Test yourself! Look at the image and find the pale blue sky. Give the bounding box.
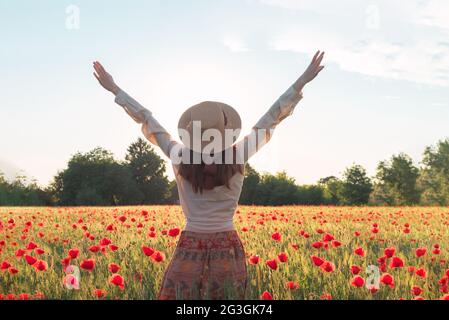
[0,0,448,186]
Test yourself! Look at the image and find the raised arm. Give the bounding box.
[235,50,325,163]
[93,61,181,158]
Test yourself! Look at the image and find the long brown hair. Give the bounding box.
[177,146,244,194]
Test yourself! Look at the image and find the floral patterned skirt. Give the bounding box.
[157,230,247,300]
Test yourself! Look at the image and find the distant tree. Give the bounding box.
[418,138,449,205]
[256,171,299,205]
[370,153,420,205]
[51,147,142,206]
[337,164,372,205]
[0,171,48,206]
[125,138,170,204]
[318,176,342,205]
[239,163,260,205]
[0,171,9,205]
[167,180,179,204]
[296,185,326,205]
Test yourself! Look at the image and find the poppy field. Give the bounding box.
[1,206,449,300]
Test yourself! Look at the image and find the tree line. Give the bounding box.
[1,137,448,206]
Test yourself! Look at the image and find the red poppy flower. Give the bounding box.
[108,244,119,251]
[415,268,427,278]
[109,274,125,290]
[384,247,395,258]
[390,256,404,268]
[411,286,423,296]
[286,281,299,290]
[249,255,260,265]
[261,291,273,300]
[18,293,29,300]
[1,260,11,270]
[25,255,37,265]
[142,245,155,257]
[380,273,395,288]
[354,247,365,257]
[351,275,365,287]
[93,289,107,298]
[108,263,120,273]
[15,249,26,257]
[61,256,71,267]
[331,240,342,248]
[320,292,332,300]
[415,247,427,258]
[68,248,80,259]
[350,265,362,275]
[34,260,48,271]
[26,241,38,250]
[35,248,45,255]
[100,238,111,246]
[320,261,335,273]
[322,233,334,242]
[278,252,288,263]
[151,251,165,263]
[271,232,281,242]
[311,255,325,267]
[80,259,95,272]
[266,259,278,270]
[89,245,100,253]
[368,285,379,294]
[9,267,19,275]
[312,241,323,249]
[168,228,180,237]
[441,294,449,300]
[148,231,156,238]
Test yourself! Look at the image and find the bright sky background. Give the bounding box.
[1,0,448,186]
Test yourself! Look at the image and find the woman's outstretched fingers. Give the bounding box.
[316,52,325,66]
[312,50,320,63]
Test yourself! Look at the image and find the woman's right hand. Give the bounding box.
[93,61,120,95]
[297,50,325,87]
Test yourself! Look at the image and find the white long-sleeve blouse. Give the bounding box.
[114,85,303,233]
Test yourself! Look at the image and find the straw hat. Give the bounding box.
[178,101,242,154]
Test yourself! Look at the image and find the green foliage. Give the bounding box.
[0,171,50,206]
[337,164,372,205]
[50,147,143,206]
[239,163,261,205]
[418,139,449,205]
[370,153,420,205]
[125,138,170,204]
[2,137,449,206]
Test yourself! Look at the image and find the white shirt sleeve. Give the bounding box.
[234,84,303,163]
[114,89,181,158]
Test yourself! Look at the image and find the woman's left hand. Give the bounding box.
[93,61,120,95]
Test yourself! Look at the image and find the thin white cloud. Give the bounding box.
[260,0,449,87]
[221,35,251,52]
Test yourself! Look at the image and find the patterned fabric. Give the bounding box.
[157,230,247,300]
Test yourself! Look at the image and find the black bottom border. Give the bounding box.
[2,300,445,318]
